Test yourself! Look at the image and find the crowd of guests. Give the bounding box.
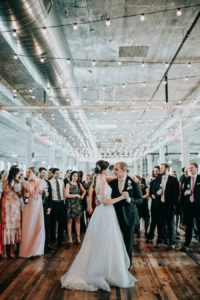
[0,161,199,258]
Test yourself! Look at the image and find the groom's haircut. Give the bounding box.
[117,162,128,171]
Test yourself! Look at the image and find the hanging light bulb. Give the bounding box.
[40,56,45,63]
[141,61,145,67]
[105,18,111,26]
[165,62,169,68]
[184,76,188,81]
[29,88,33,93]
[140,14,145,21]
[12,29,17,37]
[102,85,106,90]
[92,60,96,66]
[42,26,46,32]
[176,8,182,16]
[117,61,122,65]
[67,58,71,64]
[73,23,78,30]
[13,54,18,60]
[83,86,87,92]
[187,62,191,68]
[122,84,126,88]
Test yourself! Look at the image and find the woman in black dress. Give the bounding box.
[66,171,86,245]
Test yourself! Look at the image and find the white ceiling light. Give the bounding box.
[105,18,111,26]
[92,60,96,66]
[176,8,182,16]
[140,14,145,21]
[73,23,78,30]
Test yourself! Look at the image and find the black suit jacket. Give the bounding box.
[152,175,179,209]
[109,176,143,226]
[182,174,200,208]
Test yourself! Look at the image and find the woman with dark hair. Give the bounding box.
[19,167,47,258]
[61,160,136,292]
[65,171,86,245]
[1,166,22,258]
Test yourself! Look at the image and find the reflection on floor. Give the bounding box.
[0,229,200,300]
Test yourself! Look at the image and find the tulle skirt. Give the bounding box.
[61,203,136,292]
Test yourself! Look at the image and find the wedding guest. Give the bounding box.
[19,167,46,258]
[1,167,22,258]
[38,167,53,251]
[48,168,55,180]
[136,176,150,238]
[181,163,200,252]
[66,171,86,246]
[48,168,66,248]
[78,170,87,232]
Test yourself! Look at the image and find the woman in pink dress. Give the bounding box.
[1,167,22,258]
[19,167,46,258]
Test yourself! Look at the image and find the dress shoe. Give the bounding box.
[180,245,189,252]
[47,243,57,250]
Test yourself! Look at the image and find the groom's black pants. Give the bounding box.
[115,208,135,265]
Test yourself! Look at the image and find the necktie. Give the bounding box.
[56,180,62,201]
[190,176,195,203]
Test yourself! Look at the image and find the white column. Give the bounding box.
[147,154,153,175]
[48,144,56,167]
[159,145,165,164]
[180,119,190,167]
[26,113,33,167]
[133,160,138,175]
[139,155,143,177]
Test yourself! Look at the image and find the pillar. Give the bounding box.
[180,119,189,167]
[26,113,33,167]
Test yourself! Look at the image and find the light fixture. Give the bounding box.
[141,61,145,67]
[83,86,87,92]
[32,95,35,99]
[73,23,78,30]
[14,54,18,60]
[117,61,122,65]
[12,29,17,37]
[105,18,111,26]
[187,62,191,68]
[140,14,145,21]
[92,60,96,66]
[29,88,33,93]
[165,62,169,68]
[122,84,126,88]
[67,58,71,64]
[184,76,188,81]
[176,8,182,16]
[40,56,45,63]
[102,86,106,90]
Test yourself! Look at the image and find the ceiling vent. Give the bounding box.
[118,46,149,57]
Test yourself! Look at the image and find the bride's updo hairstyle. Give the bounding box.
[94,160,109,174]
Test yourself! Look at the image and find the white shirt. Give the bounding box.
[49,178,65,201]
[161,175,169,203]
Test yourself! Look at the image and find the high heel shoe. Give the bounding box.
[76,236,82,245]
[66,236,74,248]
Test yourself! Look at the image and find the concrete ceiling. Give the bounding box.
[0,0,200,168]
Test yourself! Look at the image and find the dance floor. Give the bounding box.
[1,231,200,300]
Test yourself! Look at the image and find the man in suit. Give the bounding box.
[48,168,66,248]
[146,166,160,244]
[109,162,143,266]
[181,162,200,252]
[151,163,179,248]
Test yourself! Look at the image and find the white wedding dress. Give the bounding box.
[60,177,136,292]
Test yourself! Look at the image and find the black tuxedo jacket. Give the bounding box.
[182,174,200,208]
[43,180,52,210]
[109,176,143,226]
[152,175,179,209]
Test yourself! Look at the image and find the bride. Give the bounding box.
[60,160,137,292]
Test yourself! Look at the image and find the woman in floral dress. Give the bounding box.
[1,167,22,258]
[66,171,86,245]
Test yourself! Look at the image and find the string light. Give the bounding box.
[92,60,96,66]
[105,18,111,26]
[141,61,145,67]
[117,61,122,65]
[40,56,45,63]
[29,88,33,93]
[140,14,145,21]
[12,29,17,37]
[176,8,182,16]
[73,23,78,30]
[83,86,87,92]
[122,84,126,88]
[184,76,188,81]
[13,54,18,60]
[165,62,169,67]
[67,58,71,64]
[187,62,191,68]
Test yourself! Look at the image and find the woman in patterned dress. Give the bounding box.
[1,167,22,258]
[66,171,86,245]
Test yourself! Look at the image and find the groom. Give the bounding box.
[109,162,143,266]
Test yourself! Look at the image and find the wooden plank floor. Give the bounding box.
[1,231,200,300]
